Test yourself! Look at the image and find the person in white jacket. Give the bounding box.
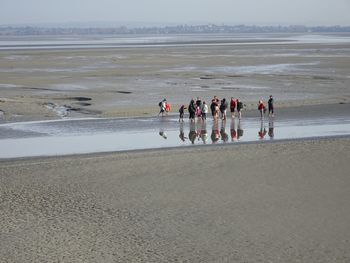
[201,101,209,121]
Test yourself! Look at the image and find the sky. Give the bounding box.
[1,0,349,26]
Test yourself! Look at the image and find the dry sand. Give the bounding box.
[1,137,350,262]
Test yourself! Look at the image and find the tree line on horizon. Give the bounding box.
[1,24,350,36]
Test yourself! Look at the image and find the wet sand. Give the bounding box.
[1,137,350,262]
[1,37,350,122]
[0,103,350,159]
[1,34,350,261]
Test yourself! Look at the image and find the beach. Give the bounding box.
[1,33,350,262]
[1,34,350,122]
[1,137,350,262]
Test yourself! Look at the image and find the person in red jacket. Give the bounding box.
[165,102,171,113]
[230,97,236,118]
[258,100,266,119]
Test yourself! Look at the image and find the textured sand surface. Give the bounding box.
[1,40,350,122]
[1,138,350,262]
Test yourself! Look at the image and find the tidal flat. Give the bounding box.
[1,34,350,262]
[0,33,350,122]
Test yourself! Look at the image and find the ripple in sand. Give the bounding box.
[116,91,133,94]
[50,84,88,91]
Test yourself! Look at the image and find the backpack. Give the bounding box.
[196,107,202,116]
[158,101,162,107]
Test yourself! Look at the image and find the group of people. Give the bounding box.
[258,95,274,119]
[159,95,274,121]
[158,95,274,122]
[178,96,245,122]
[157,98,172,117]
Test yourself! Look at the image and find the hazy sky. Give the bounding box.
[1,0,349,26]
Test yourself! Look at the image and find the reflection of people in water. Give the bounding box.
[159,118,167,139]
[159,131,167,139]
[196,120,202,141]
[220,120,229,142]
[268,118,274,139]
[258,120,267,140]
[188,121,197,144]
[211,119,220,143]
[179,122,187,142]
[230,119,237,141]
[200,121,208,144]
[237,119,244,139]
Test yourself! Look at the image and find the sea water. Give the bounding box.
[0,116,349,159]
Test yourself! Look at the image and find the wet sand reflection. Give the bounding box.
[269,118,274,139]
[1,115,350,159]
[176,118,246,145]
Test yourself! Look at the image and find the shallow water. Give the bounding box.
[0,115,349,159]
[1,34,350,50]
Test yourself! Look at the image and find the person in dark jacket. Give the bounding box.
[188,99,196,121]
[268,95,274,117]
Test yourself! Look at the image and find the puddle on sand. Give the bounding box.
[0,116,350,159]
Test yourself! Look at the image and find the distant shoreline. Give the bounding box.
[0,38,292,51]
[1,32,350,51]
[1,24,350,36]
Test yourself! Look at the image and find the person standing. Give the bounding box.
[258,100,266,119]
[178,105,186,122]
[220,98,228,120]
[195,97,202,109]
[195,105,202,119]
[202,101,208,121]
[210,96,219,118]
[195,97,202,119]
[230,97,236,118]
[210,100,216,118]
[188,99,196,122]
[158,98,167,117]
[236,99,243,119]
[165,102,171,114]
[268,95,274,117]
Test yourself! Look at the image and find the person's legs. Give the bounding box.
[190,112,195,121]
